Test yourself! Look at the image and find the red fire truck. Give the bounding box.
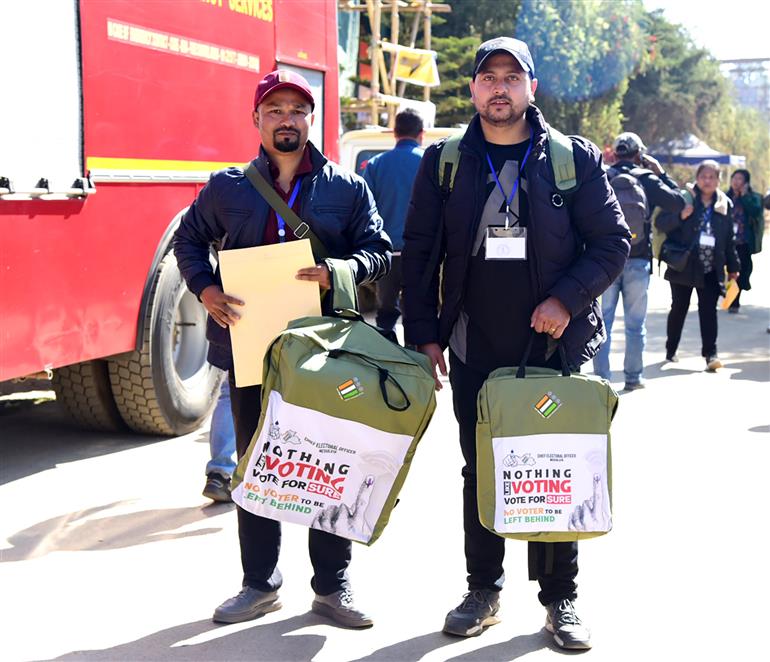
[0,0,340,434]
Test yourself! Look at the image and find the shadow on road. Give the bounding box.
[0,399,210,485]
[48,614,326,661]
[0,500,233,562]
[348,628,557,661]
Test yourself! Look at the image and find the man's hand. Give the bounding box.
[296,263,331,290]
[417,342,447,391]
[311,476,375,539]
[531,296,570,339]
[680,204,694,220]
[200,285,244,328]
[641,153,664,176]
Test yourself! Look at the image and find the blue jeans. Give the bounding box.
[593,258,650,385]
[205,377,236,478]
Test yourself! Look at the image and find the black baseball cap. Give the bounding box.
[473,37,535,79]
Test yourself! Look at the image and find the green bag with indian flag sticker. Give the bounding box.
[230,259,437,545]
[476,335,618,543]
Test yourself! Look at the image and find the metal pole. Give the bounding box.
[423,3,431,102]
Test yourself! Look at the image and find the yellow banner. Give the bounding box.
[381,43,440,88]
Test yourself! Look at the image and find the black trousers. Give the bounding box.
[666,271,720,358]
[733,243,753,307]
[375,255,403,332]
[448,351,579,606]
[229,381,351,596]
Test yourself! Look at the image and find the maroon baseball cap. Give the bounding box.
[253,70,315,111]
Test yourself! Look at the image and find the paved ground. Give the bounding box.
[1,251,768,662]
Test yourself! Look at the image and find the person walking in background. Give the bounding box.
[656,160,740,371]
[725,169,764,313]
[402,37,629,650]
[592,132,685,391]
[202,375,236,502]
[362,109,424,337]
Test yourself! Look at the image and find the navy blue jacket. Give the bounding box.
[173,141,392,370]
[362,138,424,251]
[402,106,631,369]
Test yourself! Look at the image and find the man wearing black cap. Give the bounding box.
[402,37,630,649]
[593,132,685,390]
[173,69,391,628]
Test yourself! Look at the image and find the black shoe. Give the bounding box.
[545,598,591,650]
[706,355,722,371]
[213,586,281,623]
[443,589,500,637]
[623,380,646,392]
[728,306,740,314]
[665,353,679,363]
[203,473,232,502]
[311,588,373,628]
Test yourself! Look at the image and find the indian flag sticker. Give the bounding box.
[534,391,562,419]
[337,378,364,401]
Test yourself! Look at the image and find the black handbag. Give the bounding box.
[660,232,698,272]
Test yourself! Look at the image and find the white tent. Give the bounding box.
[649,133,746,166]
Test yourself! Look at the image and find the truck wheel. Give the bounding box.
[108,253,221,435]
[52,360,127,431]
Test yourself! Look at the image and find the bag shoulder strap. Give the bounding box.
[325,257,359,312]
[545,125,578,193]
[243,162,328,260]
[437,132,464,198]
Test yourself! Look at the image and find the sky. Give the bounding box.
[643,0,770,61]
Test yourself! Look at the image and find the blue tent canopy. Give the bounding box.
[649,133,746,166]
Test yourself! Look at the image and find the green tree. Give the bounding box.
[432,34,479,126]
[622,10,727,148]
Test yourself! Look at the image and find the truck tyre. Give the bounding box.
[52,360,127,432]
[108,253,221,435]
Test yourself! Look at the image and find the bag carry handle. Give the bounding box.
[516,332,570,379]
[328,348,411,412]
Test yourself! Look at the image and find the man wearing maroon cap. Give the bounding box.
[174,69,391,628]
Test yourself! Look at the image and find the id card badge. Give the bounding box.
[486,226,527,260]
[699,233,716,248]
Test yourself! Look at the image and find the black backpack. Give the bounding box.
[607,166,649,248]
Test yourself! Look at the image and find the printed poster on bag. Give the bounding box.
[231,390,413,543]
[492,433,611,534]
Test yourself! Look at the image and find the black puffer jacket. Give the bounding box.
[402,106,630,369]
[173,141,392,370]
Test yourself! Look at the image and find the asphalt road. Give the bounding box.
[1,251,768,662]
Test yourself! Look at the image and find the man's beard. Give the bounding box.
[479,97,527,127]
[274,130,301,152]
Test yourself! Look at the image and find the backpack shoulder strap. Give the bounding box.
[437,132,464,198]
[545,125,578,193]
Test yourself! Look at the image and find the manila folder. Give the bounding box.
[218,239,321,387]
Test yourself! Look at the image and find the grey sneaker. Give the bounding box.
[312,588,373,628]
[623,381,646,392]
[213,586,281,623]
[203,473,232,502]
[545,598,591,650]
[443,589,500,637]
[706,355,722,371]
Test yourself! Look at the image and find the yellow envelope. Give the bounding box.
[218,240,321,387]
[721,279,740,310]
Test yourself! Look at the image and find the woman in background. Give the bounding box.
[725,169,764,313]
[655,160,740,371]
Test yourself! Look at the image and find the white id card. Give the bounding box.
[699,233,715,247]
[486,226,527,260]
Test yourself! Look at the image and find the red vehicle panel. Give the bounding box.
[0,0,340,435]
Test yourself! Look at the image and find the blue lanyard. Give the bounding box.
[276,177,303,242]
[485,129,534,229]
[700,204,714,233]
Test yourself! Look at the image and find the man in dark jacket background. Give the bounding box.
[592,132,685,391]
[363,108,424,336]
[173,70,391,629]
[401,37,630,650]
